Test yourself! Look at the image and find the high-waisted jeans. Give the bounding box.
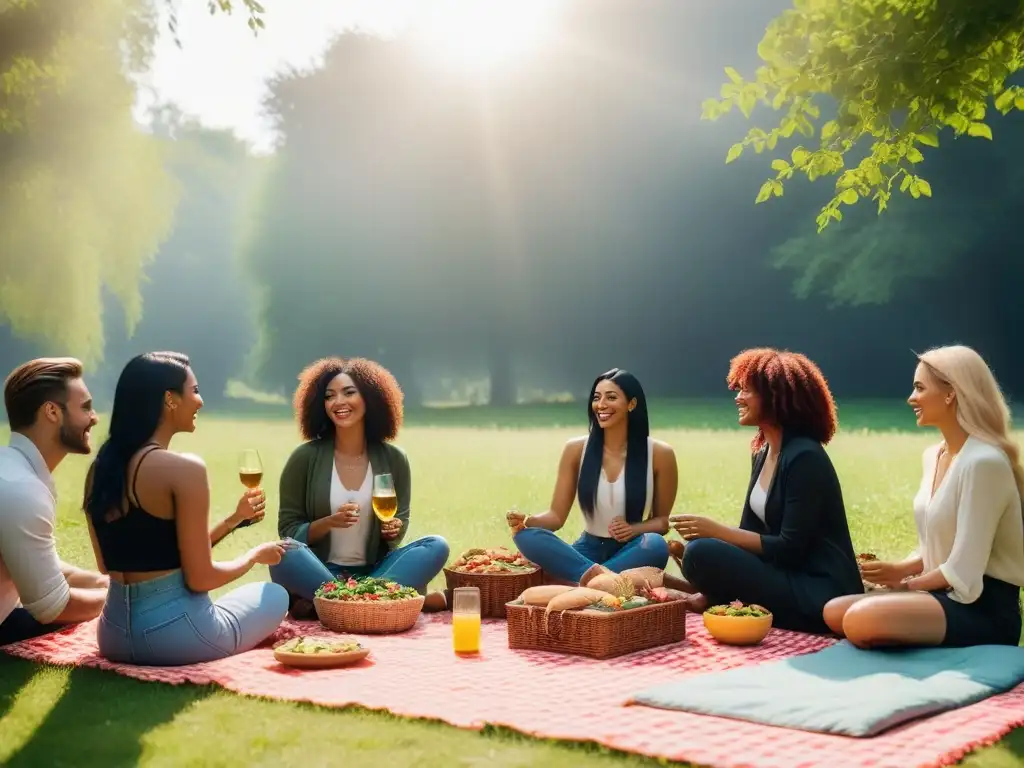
[97,571,288,666]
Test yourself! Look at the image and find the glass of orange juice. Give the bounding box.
[452,587,481,655]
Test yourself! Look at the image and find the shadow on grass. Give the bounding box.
[4,666,212,767]
[0,657,38,720]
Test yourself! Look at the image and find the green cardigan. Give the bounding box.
[277,438,412,567]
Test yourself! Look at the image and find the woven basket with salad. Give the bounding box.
[313,577,424,634]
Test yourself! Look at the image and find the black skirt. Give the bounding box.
[931,575,1023,647]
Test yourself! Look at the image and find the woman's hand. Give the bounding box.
[669,514,726,542]
[327,502,361,529]
[608,516,637,543]
[506,508,527,533]
[248,541,286,566]
[231,488,266,527]
[380,517,403,541]
[859,559,912,588]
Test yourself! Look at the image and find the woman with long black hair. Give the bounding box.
[84,352,288,666]
[506,368,676,584]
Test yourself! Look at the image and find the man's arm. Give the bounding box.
[1,487,102,625]
[60,560,109,589]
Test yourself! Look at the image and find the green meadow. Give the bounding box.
[1,401,1021,767]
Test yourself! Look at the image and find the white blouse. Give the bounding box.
[912,436,1024,604]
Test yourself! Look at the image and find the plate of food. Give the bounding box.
[272,635,370,669]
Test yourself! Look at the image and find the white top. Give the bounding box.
[749,478,768,523]
[327,461,373,567]
[582,437,655,537]
[912,436,1024,604]
[0,433,71,625]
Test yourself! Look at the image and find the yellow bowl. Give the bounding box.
[702,610,773,646]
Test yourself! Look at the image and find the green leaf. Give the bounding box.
[839,188,859,205]
[821,120,838,140]
[770,180,784,197]
[916,131,939,148]
[995,88,1016,113]
[766,132,778,150]
[791,147,810,167]
[1016,94,1024,111]
[738,91,757,119]
[899,174,912,193]
[725,66,743,85]
[700,98,723,120]
[771,158,790,172]
[916,177,932,197]
[906,147,924,163]
[755,180,773,204]
[725,143,744,163]
[948,113,970,133]
[967,121,992,139]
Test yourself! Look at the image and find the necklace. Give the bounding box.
[335,449,366,469]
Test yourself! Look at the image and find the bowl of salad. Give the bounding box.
[272,635,370,668]
[702,601,773,645]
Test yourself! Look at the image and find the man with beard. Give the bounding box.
[0,357,107,645]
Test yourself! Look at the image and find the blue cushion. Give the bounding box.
[630,641,1024,737]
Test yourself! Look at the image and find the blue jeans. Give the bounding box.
[513,528,669,583]
[269,535,450,600]
[97,571,289,666]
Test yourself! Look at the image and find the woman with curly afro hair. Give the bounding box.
[668,348,863,633]
[268,358,449,616]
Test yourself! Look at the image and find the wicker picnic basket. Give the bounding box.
[314,595,425,634]
[505,598,687,659]
[443,566,544,619]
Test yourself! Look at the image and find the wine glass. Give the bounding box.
[372,473,397,522]
[237,449,263,528]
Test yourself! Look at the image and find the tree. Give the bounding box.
[0,0,177,364]
[770,112,1024,391]
[166,0,264,40]
[100,115,263,407]
[702,0,1024,231]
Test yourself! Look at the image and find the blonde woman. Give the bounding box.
[824,345,1024,648]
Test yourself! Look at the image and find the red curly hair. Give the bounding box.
[293,357,404,443]
[727,348,838,452]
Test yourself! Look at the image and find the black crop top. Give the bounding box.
[92,444,182,572]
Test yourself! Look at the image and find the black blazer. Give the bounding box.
[741,432,864,618]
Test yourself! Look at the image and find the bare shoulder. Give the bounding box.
[651,439,677,469]
[651,438,675,456]
[562,436,587,457]
[144,450,208,481]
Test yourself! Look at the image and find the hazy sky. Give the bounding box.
[136,0,567,152]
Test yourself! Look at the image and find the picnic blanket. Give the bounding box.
[630,639,1024,737]
[3,613,1022,768]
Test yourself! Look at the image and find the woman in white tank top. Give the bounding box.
[505,369,677,585]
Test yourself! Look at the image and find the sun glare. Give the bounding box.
[409,0,561,74]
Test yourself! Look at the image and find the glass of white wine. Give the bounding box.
[372,473,398,522]
[237,449,263,528]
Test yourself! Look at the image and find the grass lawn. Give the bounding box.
[1,401,1022,767]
